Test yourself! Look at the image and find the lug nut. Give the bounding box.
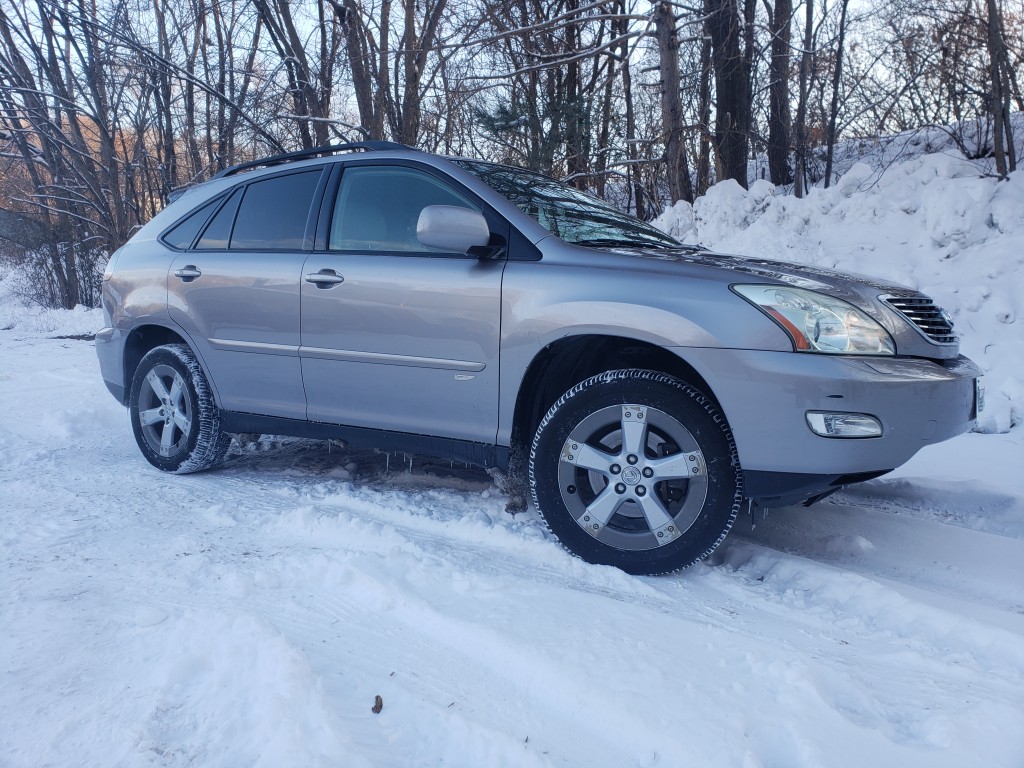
[642,467,654,478]
[626,455,638,465]
[636,485,647,496]
[610,464,621,474]
[615,483,626,494]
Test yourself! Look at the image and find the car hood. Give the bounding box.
[613,245,914,297]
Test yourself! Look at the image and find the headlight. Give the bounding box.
[734,285,895,355]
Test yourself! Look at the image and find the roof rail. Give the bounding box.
[212,141,417,179]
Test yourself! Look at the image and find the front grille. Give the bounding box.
[882,295,957,344]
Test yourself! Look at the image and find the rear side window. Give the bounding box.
[230,170,322,250]
[161,196,222,250]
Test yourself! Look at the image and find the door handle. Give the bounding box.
[304,269,345,288]
[173,265,202,282]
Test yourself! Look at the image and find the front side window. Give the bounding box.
[453,159,681,249]
[329,166,478,253]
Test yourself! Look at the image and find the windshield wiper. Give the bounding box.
[572,237,675,249]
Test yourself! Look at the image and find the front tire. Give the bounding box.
[529,369,742,575]
[128,343,231,473]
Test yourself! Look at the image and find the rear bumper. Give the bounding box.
[95,326,126,404]
[678,348,980,482]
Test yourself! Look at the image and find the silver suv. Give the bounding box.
[97,142,981,574]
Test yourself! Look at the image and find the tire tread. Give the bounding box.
[528,368,743,574]
[130,343,231,474]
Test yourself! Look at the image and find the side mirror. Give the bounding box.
[416,205,491,254]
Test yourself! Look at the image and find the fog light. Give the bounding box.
[806,411,882,438]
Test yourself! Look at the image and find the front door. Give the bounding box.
[300,164,505,443]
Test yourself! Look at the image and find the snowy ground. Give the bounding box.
[1,323,1023,767]
[1,331,1022,768]
[3,135,1024,766]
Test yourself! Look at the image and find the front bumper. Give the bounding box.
[678,348,980,479]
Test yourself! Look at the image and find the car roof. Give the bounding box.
[211,141,420,180]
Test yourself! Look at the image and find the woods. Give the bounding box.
[1,0,1021,308]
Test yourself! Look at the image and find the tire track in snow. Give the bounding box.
[730,498,1024,634]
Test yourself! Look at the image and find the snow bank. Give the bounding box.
[0,266,102,337]
[655,154,1024,433]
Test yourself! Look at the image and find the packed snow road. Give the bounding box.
[2,332,1022,768]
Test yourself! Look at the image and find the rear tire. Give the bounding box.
[529,369,743,575]
[129,344,231,473]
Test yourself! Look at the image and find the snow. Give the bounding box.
[3,140,1024,767]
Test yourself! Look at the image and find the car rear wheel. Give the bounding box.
[129,343,232,473]
[529,369,743,575]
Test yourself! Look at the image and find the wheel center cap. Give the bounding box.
[621,466,642,486]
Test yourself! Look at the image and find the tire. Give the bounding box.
[128,343,232,473]
[529,369,743,575]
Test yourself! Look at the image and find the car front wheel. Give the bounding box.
[529,369,743,575]
[129,343,231,473]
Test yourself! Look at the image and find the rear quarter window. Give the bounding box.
[195,188,242,250]
[160,196,222,250]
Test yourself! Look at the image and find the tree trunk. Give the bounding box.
[986,0,1016,178]
[696,31,713,195]
[823,0,849,188]
[704,0,751,187]
[767,0,793,185]
[565,2,587,188]
[654,1,693,203]
[793,0,814,197]
[619,8,645,218]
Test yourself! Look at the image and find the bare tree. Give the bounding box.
[793,0,814,196]
[766,0,794,184]
[653,1,694,202]
[986,0,1017,176]
[823,0,850,186]
[704,0,753,186]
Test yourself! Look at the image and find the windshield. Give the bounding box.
[453,159,683,249]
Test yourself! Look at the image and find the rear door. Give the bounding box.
[167,167,327,419]
[299,163,506,443]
